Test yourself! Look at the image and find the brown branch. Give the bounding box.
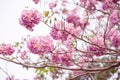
[0,57,120,72]
[69,71,100,80]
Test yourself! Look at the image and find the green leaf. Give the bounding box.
[14,42,20,47]
[35,68,48,76]
[44,11,49,17]
[49,67,55,72]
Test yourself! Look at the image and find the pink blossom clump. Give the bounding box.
[111,31,120,48]
[0,44,15,56]
[87,35,107,56]
[50,21,82,41]
[19,9,42,31]
[51,53,60,64]
[20,50,28,60]
[33,0,39,4]
[60,53,72,66]
[63,35,76,53]
[80,0,98,10]
[102,0,117,10]
[105,27,117,40]
[27,35,54,55]
[50,21,69,41]
[65,23,82,37]
[49,1,57,10]
[51,53,72,66]
[109,10,120,27]
[66,13,81,27]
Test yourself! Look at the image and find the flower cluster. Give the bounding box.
[63,35,75,53]
[80,0,119,11]
[51,53,72,66]
[50,21,69,41]
[50,21,82,41]
[102,0,117,10]
[106,28,120,48]
[49,1,57,9]
[109,10,120,26]
[80,0,97,10]
[87,35,107,56]
[66,13,81,27]
[27,35,54,55]
[19,9,42,31]
[111,31,120,48]
[33,0,39,4]
[0,44,15,56]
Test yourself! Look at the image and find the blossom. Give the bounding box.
[51,53,72,66]
[50,21,69,41]
[33,0,39,4]
[50,21,82,41]
[80,0,97,10]
[50,29,69,41]
[49,1,57,9]
[65,24,82,37]
[0,44,15,56]
[27,35,54,55]
[87,35,107,56]
[64,35,75,53]
[102,0,116,10]
[20,50,28,60]
[51,53,60,64]
[111,31,120,48]
[60,53,72,66]
[109,10,120,26]
[106,28,120,48]
[66,13,80,27]
[106,27,117,40]
[19,9,42,31]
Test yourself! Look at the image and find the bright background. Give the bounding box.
[0,0,50,79]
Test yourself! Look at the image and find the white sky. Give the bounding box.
[0,0,50,79]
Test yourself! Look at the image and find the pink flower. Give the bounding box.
[106,27,117,40]
[64,35,75,53]
[27,35,54,55]
[20,51,28,60]
[109,10,120,26]
[112,0,119,3]
[65,23,82,37]
[60,53,72,66]
[19,9,42,31]
[87,35,107,56]
[96,15,104,20]
[50,21,82,41]
[49,1,57,9]
[66,13,80,27]
[51,53,60,64]
[111,31,120,48]
[80,0,97,10]
[0,44,15,56]
[33,0,39,4]
[50,21,69,41]
[102,0,116,10]
[51,53,72,66]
